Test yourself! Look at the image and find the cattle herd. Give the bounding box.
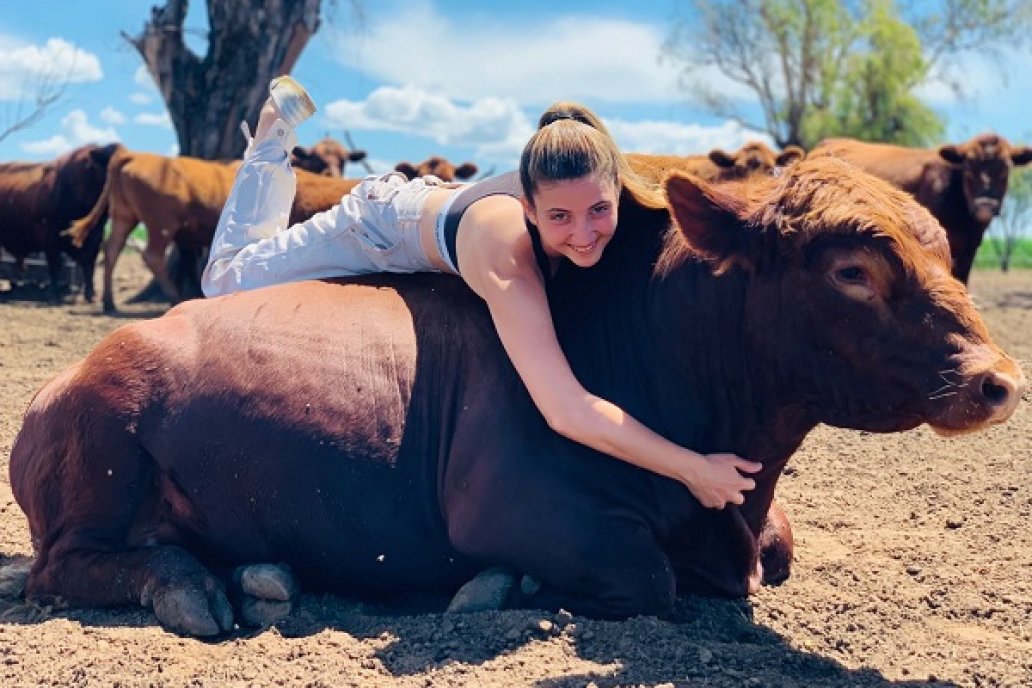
[2,134,1029,309]
[0,129,1029,639]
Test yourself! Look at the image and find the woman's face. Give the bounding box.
[522,174,619,268]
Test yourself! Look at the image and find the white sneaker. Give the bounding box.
[269,75,316,129]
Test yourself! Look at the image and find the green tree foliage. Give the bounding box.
[663,0,1031,148]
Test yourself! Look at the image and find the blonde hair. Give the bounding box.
[519,101,664,210]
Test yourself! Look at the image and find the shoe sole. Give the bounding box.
[269,75,316,128]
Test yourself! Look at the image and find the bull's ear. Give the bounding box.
[1010,145,1032,166]
[291,146,312,162]
[455,162,479,180]
[709,149,735,168]
[777,145,805,166]
[349,149,368,162]
[664,171,759,271]
[938,145,964,165]
[394,162,417,179]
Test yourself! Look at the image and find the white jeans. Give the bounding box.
[202,133,442,297]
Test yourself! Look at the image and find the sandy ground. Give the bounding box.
[0,255,1029,688]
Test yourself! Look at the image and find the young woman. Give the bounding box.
[203,77,761,509]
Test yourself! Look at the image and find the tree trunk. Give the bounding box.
[124,0,321,300]
[128,0,321,159]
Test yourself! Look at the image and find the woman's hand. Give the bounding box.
[679,452,762,509]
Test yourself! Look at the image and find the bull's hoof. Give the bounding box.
[240,597,292,628]
[446,566,517,613]
[102,300,118,314]
[231,563,298,628]
[145,578,234,637]
[0,559,32,598]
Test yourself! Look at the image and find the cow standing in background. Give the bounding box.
[66,146,364,312]
[9,157,1024,636]
[0,143,120,302]
[291,137,367,177]
[628,142,806,185]
[810,134,1032,284]
[395,156,479,182]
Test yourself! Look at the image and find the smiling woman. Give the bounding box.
[203,77,763,513]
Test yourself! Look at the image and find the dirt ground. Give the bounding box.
[0,255,1029,688]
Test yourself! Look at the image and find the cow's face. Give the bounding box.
[664,157,1025,436]
[395,157,479,182]
[291,138,365,177]
[709,142,802,180]
[939,134,1032,224]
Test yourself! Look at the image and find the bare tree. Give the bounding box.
[0,72,71,145]
[126,0,324,159]
[985,168,1032,272]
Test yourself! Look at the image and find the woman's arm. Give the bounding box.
[478,262,760,509]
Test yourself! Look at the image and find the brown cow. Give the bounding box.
[66,146,240,312]
[67,148,362,312]
[809,134,1032,283]
[291,137,367,177]
[628,141,805,185]
[9,157,1024,636]
[0,143,120,301]
[395,156,479,182]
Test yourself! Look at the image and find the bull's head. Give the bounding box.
[663,157,1026,436]
[709,142,805,179]
[291,138,366,177]
[939,134,1032,225]
[395,157,479,182]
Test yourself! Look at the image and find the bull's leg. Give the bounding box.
[15,412,233,636]
[758,500,793,586]
[452,515,676,619]
[80,254,97,303]
[28,543,233,637]
[140,235,180,305]
[43,247,65,302]
[101,215,136,312]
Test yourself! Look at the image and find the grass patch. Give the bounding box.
[974,236,1032,270]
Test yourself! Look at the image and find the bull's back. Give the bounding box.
[810,138,940,193]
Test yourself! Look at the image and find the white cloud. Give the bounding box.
[134,65,156,90]
[0,37,102,102]
[325,85,533,164]
[326,0,752,108]
[327,85,771,167]
[21,109,118,156]
[608,118,774,156]
[135,111,173,128]
[100,106,126,125]
[130,92,153,105]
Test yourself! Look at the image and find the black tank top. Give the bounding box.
[441,171,553,281]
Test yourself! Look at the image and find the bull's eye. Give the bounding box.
[835,265,865,283]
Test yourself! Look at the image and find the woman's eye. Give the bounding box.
[836,265,865,282]
[589,204,610,218]
[548,213,568,223]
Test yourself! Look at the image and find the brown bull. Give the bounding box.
[291,137,367,177]
[395,156,479,182]
[628,141,805,185]
[67,147,361,312]
[0,143,120,301]
[810,134,1032,283]
[10,157,1024,636]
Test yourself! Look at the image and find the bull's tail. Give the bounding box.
[64,149,127,249]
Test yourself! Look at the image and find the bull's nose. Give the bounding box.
[979,367,1027,424]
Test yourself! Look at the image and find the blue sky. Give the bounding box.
[1,0,1030,174]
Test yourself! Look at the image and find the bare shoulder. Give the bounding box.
[455,195,537,297]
